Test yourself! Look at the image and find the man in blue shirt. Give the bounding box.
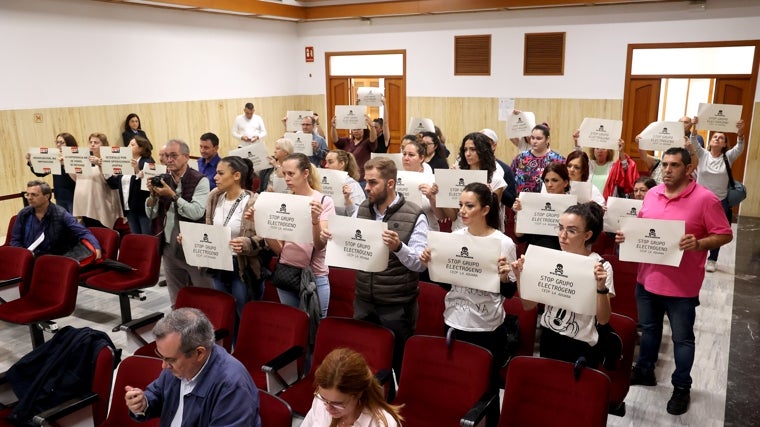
[11,180,101,258]
[198,132,221,189]
[125,308,261,427]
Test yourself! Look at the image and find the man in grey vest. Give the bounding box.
[352,157,428,376]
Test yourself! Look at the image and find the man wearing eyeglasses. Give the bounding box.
[281,113,328,166]
[125,308,261,426]
[146,139,214,306]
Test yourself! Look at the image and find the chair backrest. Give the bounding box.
[326,268,355,318]
[100,356,162,427]
[88,227,120,260]
[28,255,80,317]
[233,301,309,389]
[591,231,616,256]
[311,317,394,378]
[0,246,34,296]
[117,234,161,285]
[91,346,117,427]
[600,313,638,410]
[2,215,17,247]
[258,390,292,427]
[415,281,447,337]
[393,335,493,426]
[500,356,611,427]
[175,287,236,352]
[602,254,639,322]
[503,296,538,357]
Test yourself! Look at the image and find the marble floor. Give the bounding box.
[0,218,757,426]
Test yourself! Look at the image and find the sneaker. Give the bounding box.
[630,366,657,386]
[158,279,167,287]
[667,386,690,415]
[705,260,717,272]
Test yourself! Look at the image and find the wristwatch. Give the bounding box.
[597,287,610,295]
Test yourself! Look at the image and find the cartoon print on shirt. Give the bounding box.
[542,305,579,337]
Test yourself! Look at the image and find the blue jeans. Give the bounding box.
[277,274,330,318]
[708,197,731,261]
[126,210,152,235]
[635,283,700,389]
[212,257,250,319]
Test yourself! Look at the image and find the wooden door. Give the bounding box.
[714,77,753,182]
[621,78,661,172]
[327,77,350,146]
[385,77,405,153]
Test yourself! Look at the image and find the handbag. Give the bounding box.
[723,153,747,207]
[270,262,302,293]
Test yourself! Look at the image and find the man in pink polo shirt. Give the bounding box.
[616,147,732,416]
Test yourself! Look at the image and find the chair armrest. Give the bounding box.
[262,346,304,373]
[460,391,498,427]
[0,277,21,290]
[31,392,98,426]
[214,328,230,342]
[262,346,304,394]
[119,312,164,332]
[374,369,395,402]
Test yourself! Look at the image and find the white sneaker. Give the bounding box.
[705,260,717,272]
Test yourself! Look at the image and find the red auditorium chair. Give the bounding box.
[83,234,160,331]
[0,255,79,348]
[1,215,16,247]
[415,281,447,337]
[276,317,394,416]
[603,254,640,323]
[259,391,293,427]
[0,246,34,300]
[233,301,309,393]
[392,335,495,427]
[327,267,355,318]
[601,313,638,417]
[77,227,120,284]
[99,356,162,427]
[500,356,611,427]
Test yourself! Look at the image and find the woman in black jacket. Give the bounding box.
[107,135,155,234]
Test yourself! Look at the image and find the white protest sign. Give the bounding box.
[506,111,536,139]
[619,217,684,267]
[28,147,61,175]
[284,132,314,157]
[253,192,313,243]
[577,118,623,150]
[335,105,367,130]
[317,169,348,208]
[286,110,314,132]
[569,181,593,204]
[637,121,685,151]
[229,143,271,172]
[696,103,742,133]
[407,117,435,135]
[395,171,435,207]
[427,231,501,292]
[179,222,233,271]
[434,169,488,209]
[515,192,577,236]
[519,245,598,316]
[62,146,93,176]
[100,146,133,176]
[141,163,167,191]
[370,153,403,171]
[325,216,388,272]
[357,87,383,106]
[498,98,515,122]
[603,197,642,233]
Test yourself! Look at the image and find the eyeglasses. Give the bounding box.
[313,392,347,411]
[165,153,182,160]
[154,347,196,365]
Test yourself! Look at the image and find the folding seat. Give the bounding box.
[233,301,309,393]
[600,313,638,417]
[415,281,447,337]
[326,267,355,318]
[0,255,79,348]
[275,317,394,416]
[499,356,611,427]
[603,254,639,323]
[392,335,495,427]
[499,296,539,386]
[258,390,292,427]
[98,356,162,427]
[0,246,34,300]
[83,234,160,330]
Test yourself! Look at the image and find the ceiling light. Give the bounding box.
[198,8,256,16]
[123,0,196,9]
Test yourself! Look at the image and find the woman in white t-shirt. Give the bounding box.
[324,149,365,217]
[512,202,614,368]
[420,182,517,389]
[400,138,448,231]
[448,132,507,232]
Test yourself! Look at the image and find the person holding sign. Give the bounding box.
[72,132,123,228]
[615,147,732,415]
[420,131,449,171]
[564,150,605,206]
[106,135,155,234]
[420,182,517,389]
[331,114,377,186]
[257,153,336,317]
[510,123,565,193]
[512,162,569,251]
[513,202,614,369]
[25,132,78,213]
[401,139,447,231]
[282,114,328,167]
[324,149,365,216]
[687,118,745,272]
[263,138,294,193]
[449,133,506,232]
[204,156,264,323]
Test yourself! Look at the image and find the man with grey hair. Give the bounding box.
[11,179,101,258]
[146,139,213,305]
[125,308,260,426]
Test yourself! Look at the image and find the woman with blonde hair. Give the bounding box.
[72,132,123,228]
[264,137,294,193]
[324,149,365,216]
[302,348,403,427]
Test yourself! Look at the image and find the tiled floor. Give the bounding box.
[0,218,755,426]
